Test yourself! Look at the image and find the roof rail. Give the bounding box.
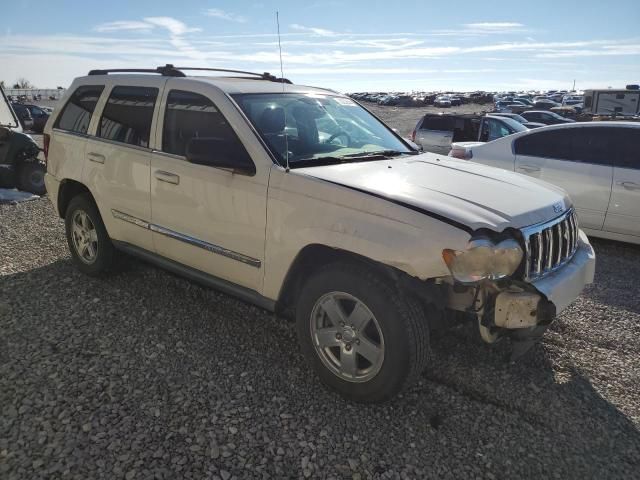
[87,64,291,83]
[88,65,185,77]
[173,66,291,84]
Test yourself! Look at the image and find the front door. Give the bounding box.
[514,127,613,230]
[149,82,268,292]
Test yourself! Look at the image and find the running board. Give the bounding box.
[112,241,276,312]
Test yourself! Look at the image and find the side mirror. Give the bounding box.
[186,137,256,175]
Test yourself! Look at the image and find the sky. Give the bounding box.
[1,0,639,92]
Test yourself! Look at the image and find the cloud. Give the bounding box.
[204,8,247,23]
[94,21,155,33]
[289,24,336,37]
[464,22,525,30]
[143,17,201,36]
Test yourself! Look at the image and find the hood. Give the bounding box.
[295,152,572,232]
[523,122,546,129]
[0,86,20,130]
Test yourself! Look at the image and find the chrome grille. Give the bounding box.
[523,209,578,281]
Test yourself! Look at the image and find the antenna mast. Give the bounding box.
[276,11,290,172]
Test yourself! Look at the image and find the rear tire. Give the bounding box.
[65,194,116,276]
[18,162,46,195]
[296,263,431,403]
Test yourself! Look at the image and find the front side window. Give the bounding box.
[232,93,413,167]
[98,86,158,147]
[55,85,104,134]
[162,90,244,157]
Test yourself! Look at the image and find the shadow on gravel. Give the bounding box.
[587,238,640,314]
[1,257,639,479]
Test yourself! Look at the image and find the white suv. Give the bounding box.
[44,65,595,402]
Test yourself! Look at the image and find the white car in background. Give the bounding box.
[450,122,640,244]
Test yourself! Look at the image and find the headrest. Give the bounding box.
[259,107,285,134]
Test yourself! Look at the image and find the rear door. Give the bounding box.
[416,115,454,154]
[514,127,613,230]
[48,85,105,182]
[83,79,164,252]
[603,127,640,237]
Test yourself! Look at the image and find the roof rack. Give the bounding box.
[88,64,291,83]
[88,65,185,77]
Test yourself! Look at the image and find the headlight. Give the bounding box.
[442,237,523,283]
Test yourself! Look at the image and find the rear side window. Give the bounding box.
[55,85,104,134]
[570,127,614,166]
[162,90,242,157]
[514,129,571,160]
[421,116,453,131]
[98,86,158,148]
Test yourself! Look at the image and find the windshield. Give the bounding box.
[494,116,528,133]
[232,93,413,167]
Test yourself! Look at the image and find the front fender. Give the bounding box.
[262,167,470,300]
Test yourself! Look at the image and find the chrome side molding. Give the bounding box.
[111,209,261,268]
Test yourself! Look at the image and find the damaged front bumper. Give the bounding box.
[447,230,595,343]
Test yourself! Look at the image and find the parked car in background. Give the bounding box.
[23,104,50,133]
[521,110,575,125]
[412,113,528,154]
[562,95,584,106]
[449,122,640,243]
[488,112,545,129]
[10,103,34,130]
[533,99,560,110]
[0,86,46,194]
[434,95,452,108]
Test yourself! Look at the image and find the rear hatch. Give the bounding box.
[0,86,21,132]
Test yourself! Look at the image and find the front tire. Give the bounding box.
[296,264,431,403]
[65,194,116,276]
[18,162,46,195]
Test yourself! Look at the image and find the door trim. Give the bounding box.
[112,240,275,310]
[111,209,262,268]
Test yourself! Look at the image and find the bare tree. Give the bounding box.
[13,78,33,89]
[0,80,5,89]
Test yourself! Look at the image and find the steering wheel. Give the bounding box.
[325,131,351,146]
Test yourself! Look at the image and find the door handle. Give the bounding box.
[87,152,105,164]
[617,181,640,190]
[154,170,180,185]
[518,164,541,173]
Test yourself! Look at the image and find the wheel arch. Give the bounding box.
[57,179,94,219]
[276,244,445,323]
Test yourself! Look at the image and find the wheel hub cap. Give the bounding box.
[310,292,385,383]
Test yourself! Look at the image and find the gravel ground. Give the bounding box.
[2,197,639,479]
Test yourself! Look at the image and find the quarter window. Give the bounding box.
[98,86,158,148]
[55,85,104,134]
[421,116,453,131]
[162,90,244,157]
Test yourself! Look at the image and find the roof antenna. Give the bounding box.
[276,11,290,172]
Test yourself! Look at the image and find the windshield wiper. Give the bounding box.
[290,150,416,168]
[342,149,415,158]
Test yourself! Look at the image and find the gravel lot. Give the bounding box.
[1,108,640,479]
